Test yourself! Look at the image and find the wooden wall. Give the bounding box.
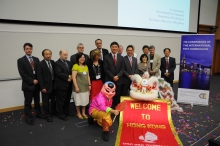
[198,0,220,75]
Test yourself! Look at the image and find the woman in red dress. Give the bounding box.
[88,49,105,101]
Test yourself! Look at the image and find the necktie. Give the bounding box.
[166,59,169,69]
[129,57,132,67]
[48,61,54,80]
[64,61,69,71]
[113,54,116,66]
[29,57,34,70]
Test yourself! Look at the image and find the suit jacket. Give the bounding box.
[70,53,90,66]
[54,59,73,90]
[123,56,138,84]
[90,48,109,60]
[103,53,124,85]
[37,60,55,93]
[148,54,161,77]
[17,55,40,91]
[88,59,105,83]
[160,57,176,80]
[137,62,150,77]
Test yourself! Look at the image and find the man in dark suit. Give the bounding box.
[17,43,43,125]
[70,43,90,65]
[90,39,109,60]
[121,45,138,96]
[103,41,124,106]
[54,50,73,121]
[160,48,176,87]
[142,45,149,55]
[37,49,56,122]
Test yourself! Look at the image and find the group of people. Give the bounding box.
[17,38,176,127]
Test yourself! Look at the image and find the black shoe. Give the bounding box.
[65,113,74,116]
[36,114,45,119]
[46,118,53,122]
[88,116,94,125]
[26,120,34,125]
[102,131,109,141]
[59,117,68,121]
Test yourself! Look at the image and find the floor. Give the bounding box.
[0,75,220,146]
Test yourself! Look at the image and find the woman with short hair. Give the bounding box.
[138,54,150,77]
[72,53,91,119]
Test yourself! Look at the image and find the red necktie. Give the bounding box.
[29,57,34,70]
[114,54,116,66]
[166,58,169,69]
[130,57,132,67]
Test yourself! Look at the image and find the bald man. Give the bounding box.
[54,50,73,121]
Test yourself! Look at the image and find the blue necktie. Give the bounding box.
[64,61,69,71]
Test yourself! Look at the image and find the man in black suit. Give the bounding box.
[121,45,138,96]
[103,41,124,106]
[17,43,43,125]
[37,49,56,122]
[142,45,149,55]
[160,48,176,87]
[90,39,109,60]
[70,43,90,65]
[54,50,73,121]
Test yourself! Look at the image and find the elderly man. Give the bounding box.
[148,45,161,77]
[70,43,90,65]
[54,50,73,121]
[37,49,56,122]
[118,45,126,57]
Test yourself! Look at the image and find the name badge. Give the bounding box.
[33,71,35,74]
[83,72,87,75]
[150,60,153,63]
[166,70,168,73]
[96,75,101,79]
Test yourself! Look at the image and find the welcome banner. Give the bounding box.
[177,34,215,106]
[115,97,182,146]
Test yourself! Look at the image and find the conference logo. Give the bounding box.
[139,131,158,143]
[199,93,206,99]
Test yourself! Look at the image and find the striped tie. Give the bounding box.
[48,61,54,80]
[129,57,132,67]
[29,57,34,70]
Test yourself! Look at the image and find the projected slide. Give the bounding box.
[118,0,190,32]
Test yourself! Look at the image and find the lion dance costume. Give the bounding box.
[88,81,116,141]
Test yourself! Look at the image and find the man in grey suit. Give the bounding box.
[121,45,138,96]
[103,41,124,106]
[148,45,161,77]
